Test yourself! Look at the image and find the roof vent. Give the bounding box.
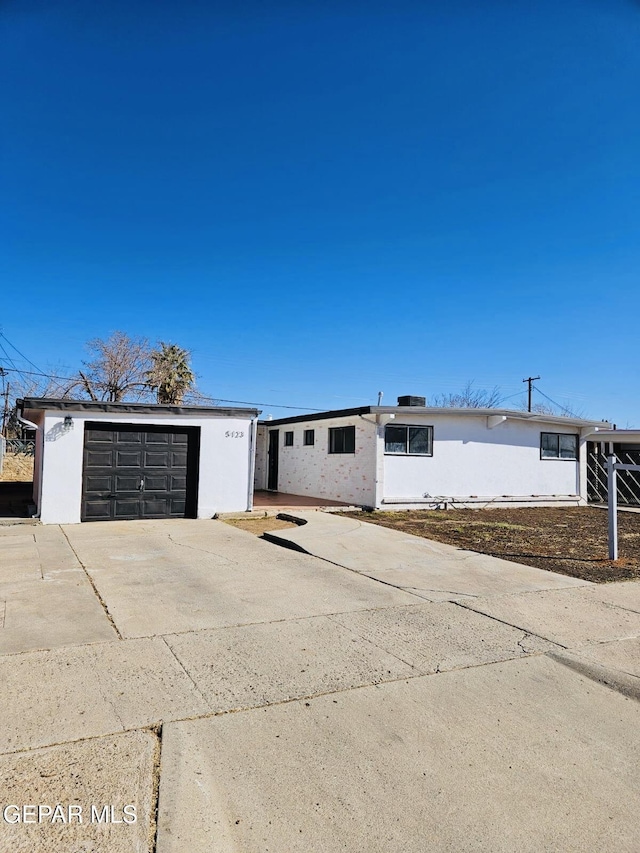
[397,395,426,407]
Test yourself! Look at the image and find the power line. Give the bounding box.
[497,390,527,405]
[0,366,80,382]
[531,385,578,417]
[0,332,45,374]
[185,392,323,412]
[0,340,32,386]
[0,367,323,412]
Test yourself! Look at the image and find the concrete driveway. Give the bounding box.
[1,514,639,852]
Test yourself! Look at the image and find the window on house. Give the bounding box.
[384,425,433,455]
[540,432,578,460]
[284,431,294,447]
[303,429,315,446]
[328,425,355,454]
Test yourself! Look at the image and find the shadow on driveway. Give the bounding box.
[0,481,33,519]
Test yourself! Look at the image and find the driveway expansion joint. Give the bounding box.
[452,599,567,649]
[160,636,213,712]
[60,526,123,640]
[149,723,163,853]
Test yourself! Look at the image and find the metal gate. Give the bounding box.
[587,441,640,507]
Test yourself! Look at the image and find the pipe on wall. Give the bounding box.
[246,415,258,511]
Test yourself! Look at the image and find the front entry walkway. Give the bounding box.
[253,490,352,509]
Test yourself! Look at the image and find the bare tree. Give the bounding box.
[146,343,195,404]
[81,332,152,402]
[430,380,502,409]
[518,399,585,418]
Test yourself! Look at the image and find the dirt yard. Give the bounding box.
[341,507,640,583]
[223,516,298,536]
[0,453,34,482]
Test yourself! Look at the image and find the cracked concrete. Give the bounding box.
[1,514,639,852]
[263,510,591,600]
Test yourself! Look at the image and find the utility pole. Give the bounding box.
[1,381,9,437]
[522,375,540,412]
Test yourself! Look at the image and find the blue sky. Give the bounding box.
[1,0,639,423]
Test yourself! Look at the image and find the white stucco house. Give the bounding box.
[254,397,611,509]
[18,398,260,524]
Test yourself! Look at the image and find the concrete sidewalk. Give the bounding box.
[0,515,639,852]
[264,510,591,599]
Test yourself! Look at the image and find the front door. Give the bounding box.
[267,429,279,491]
[81,423,199,521]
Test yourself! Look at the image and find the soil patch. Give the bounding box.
[339,507,640,583]
[0,453,34,482]
[223,516,298,536]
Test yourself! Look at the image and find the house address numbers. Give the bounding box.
[225,431,245,438]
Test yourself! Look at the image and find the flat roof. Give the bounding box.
[19,398,260,418]
[261,406,609,429]
[585,429,640,443]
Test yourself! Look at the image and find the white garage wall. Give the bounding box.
[268,415,378,506]
[382,414,582,504]
[36,410,255,524]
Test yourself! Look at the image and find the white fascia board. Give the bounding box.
[583,429,640,443]
[369,407,609,429]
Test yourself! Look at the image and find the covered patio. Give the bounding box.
[252,490,352,510]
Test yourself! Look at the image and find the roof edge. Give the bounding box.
[19,398,261,418]
[261,405,609,428]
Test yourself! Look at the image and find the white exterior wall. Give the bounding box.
[35,410,255,524]
[381,413,583,506]
[269,415,378,506]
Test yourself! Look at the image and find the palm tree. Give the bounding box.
[146,343,195,405]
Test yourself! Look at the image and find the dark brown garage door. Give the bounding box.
[81,423,199,521]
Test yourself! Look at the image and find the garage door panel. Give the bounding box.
[145,450,170,468]
[146,433,170,445]
[117,430,142,443]
[141,497,169,517]
[115,474,141,491]
[82,423,198,522]
[86,429,114,443]
[116,451,143,467]
[85,475,112,492]
[114,499,142,519]
[83,500,112,520]
[145,474,169,491]
[86,450,113,468]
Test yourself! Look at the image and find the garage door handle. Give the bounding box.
[138,477,145,492]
